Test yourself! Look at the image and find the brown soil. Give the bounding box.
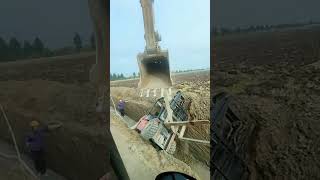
[213,26,320,179]
[0,52,210,180]
[0,157,34,180]
[0,80,110,180]
[0,53,111,180]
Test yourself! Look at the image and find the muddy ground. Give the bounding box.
[0,139,66,180]
[0,156,34,180]
[0,53,111,180]
[110,70,210,168]
[214,26,320,179]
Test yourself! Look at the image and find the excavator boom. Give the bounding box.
[140,0,159,52]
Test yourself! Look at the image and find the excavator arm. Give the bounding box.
[140,0,161,53]
[138,0,172,89]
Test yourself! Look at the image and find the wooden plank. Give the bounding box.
[164,120,210,126]
[179,137,210,144]
[166,133,177,151]
[178,125,187,138]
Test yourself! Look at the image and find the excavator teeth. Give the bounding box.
[139,87,173,98]
[146,89,150,97]
[153,89,157,97]
[140,89,144,97]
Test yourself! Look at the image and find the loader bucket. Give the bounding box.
[137,51,172,89]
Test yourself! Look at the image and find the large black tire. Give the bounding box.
[211,92,249,180]
[140,121,159,140]
[166,140,176,155]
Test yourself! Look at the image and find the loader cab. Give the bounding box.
[170,91,189,122]
[148,97,167,121]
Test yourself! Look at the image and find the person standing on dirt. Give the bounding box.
[117,99,126,116]
[25,120,62,177]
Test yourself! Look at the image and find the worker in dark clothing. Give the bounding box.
[25,120,62,177]
[117,99,126,116]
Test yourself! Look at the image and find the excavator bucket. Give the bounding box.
[137,51,172,89]
[137,0,173,90]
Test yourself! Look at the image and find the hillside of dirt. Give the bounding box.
[213,26,320,179]
[0,79,111,180]
[0,53,112,180]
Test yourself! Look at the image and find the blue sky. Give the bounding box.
[110,0,210,76]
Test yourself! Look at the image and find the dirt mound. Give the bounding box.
[177,91,210,166]
[0,80,110,180]
[0,157,34,180]
[213,63,320,179]
[214,26,320,179]
[0,53,95,83]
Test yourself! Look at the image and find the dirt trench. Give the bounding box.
[110,78,210,167]
[0,80,111,180]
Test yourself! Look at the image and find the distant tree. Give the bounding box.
[73,33,82,52]
[0,37,8,61]
[32,37,44,57]
[8,37,22,60]
[90,33,95,49]
[235,27,241,33]
[112,73,117,80]
[133,72,136,78]
[23,40,33,58]
[120,73,124,79]
[43,48,53,57]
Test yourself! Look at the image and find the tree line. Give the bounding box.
[110,72,139,81]
[110,68,209,81]
[213,21,319,36]
[0,33,95,62]
[172,68,208,73]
